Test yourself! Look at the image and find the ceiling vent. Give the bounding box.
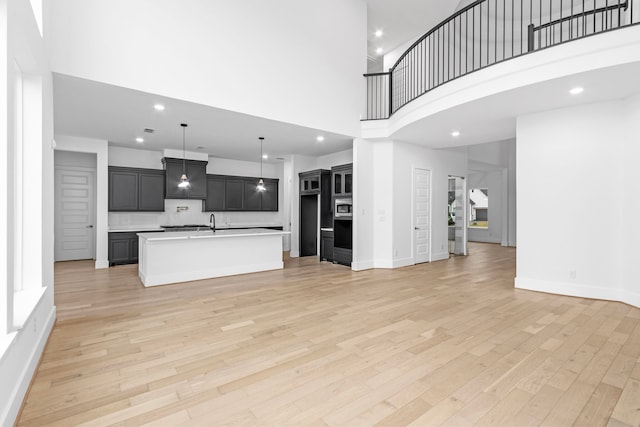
[143,128,155,133]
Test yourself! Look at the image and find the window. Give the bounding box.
[469,188,488,228]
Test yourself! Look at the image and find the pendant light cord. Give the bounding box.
[182,124,186,174]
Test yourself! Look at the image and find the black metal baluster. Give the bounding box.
[560,0,563,42]
[480,3,483,67]
[487,0,490,66]
[503,0,506,60]
[473,6,476,69]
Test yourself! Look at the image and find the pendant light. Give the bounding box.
[256,137,266,192]
[178,123,191,189]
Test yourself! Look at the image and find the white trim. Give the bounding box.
[289,250,300,258]
[95,259,109,269]
[351,260,374,271]
[1,305,55,427]
[515,277,640,308]
[430,251,450,262]
[393,257,415,268]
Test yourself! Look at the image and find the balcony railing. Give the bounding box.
[363,0,638,120]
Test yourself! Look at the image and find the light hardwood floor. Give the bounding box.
[17,243,640,426]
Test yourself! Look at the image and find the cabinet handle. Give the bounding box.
[86,225,94,228]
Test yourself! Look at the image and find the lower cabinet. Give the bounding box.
[109,232,138,266]
[109,231,158,265]
[321,230,334,262]
[333,247,352,266]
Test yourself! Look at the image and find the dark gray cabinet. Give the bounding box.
[203,174,279,212]
[332,163,353,197]
[162,158,208,199]
[262,180,278,211]
[244,181,262,210]
[225,178,245,210]
[321,230,334,262]
[108,232,138,265]
[204,175,225,211]
[109,167,165,212]
[109,231,161,265]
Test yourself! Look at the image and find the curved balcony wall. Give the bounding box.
[364,0,639,121]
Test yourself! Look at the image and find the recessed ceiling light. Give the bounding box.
[262,154,268,159]
[135,137,144,143]
[451,131,461,137]
[376,47,383,55]
[375,29,383,38]
[569,87,584,95]
[316,136,325,142]
[153,103,165,111]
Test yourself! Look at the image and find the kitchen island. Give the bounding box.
[138,228,290,287]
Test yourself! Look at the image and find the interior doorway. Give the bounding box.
[54,151,97,261]
[448,175,468,256]
[413,168,431,264]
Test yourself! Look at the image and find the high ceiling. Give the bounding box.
[365,0,469,71]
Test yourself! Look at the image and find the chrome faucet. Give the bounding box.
[209,213,216,232]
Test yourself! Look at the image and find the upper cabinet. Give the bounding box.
[162,157,208,199]
[300,171,322,194]
[109,167,165,212]
[332,163,353,197]
[203,174,279,212]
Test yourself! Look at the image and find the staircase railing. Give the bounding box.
[363,0,637,121]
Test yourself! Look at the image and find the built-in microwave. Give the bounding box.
[335,198,353,218]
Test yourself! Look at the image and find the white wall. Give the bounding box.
[47,0,367,137]
[516,97,639,308]
[353,139,467,269]
[1,0,56,425]
[393,142,468,265]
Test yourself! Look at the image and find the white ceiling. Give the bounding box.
[390,61,640,147]
[53,73,354,162]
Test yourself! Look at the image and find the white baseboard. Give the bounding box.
[515,277,640,308]
[351,260,374,271]
[2,305,56,426]
[392,257,414,268]
[95,259,109,269]
[431,251,450,262]
[289,251,300,258]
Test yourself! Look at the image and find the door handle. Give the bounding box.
[86,225,94,228]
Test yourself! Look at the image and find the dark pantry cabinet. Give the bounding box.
[109,167,165,212]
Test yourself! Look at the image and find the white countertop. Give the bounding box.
[109,224,284,232]
[109,225,164,232]
[138,228,290,242]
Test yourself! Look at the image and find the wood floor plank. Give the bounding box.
[15,243,640,426]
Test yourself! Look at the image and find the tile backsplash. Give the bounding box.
[109,199,283,227]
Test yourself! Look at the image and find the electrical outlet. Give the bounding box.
[569,270,576,279]
[395,249,398,257]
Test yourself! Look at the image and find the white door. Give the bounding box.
[55,167,95,261]
[413,168,430,264]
